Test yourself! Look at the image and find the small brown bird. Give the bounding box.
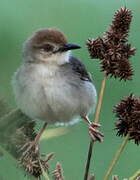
[12,28,103,153]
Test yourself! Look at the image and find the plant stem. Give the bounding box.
[84,141,93,180]
[129,169,140,180]
[103,134,129,180]
[84,75,107,180]
[94,75,107,123]
[39,160,51,180]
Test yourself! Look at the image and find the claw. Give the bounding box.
[89,126,104,137]
[82,114,104,142]
[89,131,103,142]
[21,122,47,157]
[89,123,104,142]
[89,131,97,142]
[90,122,101,128]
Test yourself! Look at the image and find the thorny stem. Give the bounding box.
[103,135,129,180]
[84,75,107,180]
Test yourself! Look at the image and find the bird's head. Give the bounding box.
[23,28,81,64]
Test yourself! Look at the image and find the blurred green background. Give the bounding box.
[0,0,140,179]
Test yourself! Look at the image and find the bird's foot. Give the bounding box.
[82,115,104,142]
[89,122,104,142]
[20,122,47,157]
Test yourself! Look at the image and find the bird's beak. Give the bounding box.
[59,43,81,52]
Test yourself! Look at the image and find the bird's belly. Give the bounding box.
[13,79,79,124]
[43,78,97,124]
[13,67,97,124]
[43,79,83,123]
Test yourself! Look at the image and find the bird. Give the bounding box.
[12,28,103,153]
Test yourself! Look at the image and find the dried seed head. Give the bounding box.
[19,143,54,178]
[114,94,140,145]
[52,162,64,180]
[107,7,132,42]
[86,38,106,59]
[87,7,136,80]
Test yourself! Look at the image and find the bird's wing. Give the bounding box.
[69,56,92,82]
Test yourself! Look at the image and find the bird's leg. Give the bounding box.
[21,122,48,156]
[82,115,104,142]
[33,122,48,151]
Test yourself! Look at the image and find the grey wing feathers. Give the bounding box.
[69,56,92,82]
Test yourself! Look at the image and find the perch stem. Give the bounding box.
[94,75,107,123]
[84,141,93,180]
[84,75,107,180]
[129,169,140,180]
[103,134,129,180]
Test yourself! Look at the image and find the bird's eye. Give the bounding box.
[40,44,53,51]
